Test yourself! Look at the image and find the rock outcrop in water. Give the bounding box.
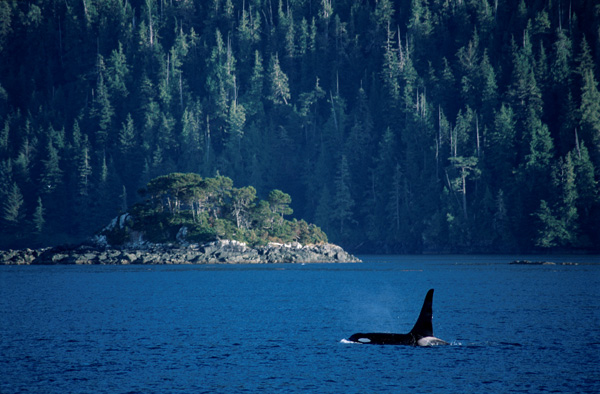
[509,259,578,266]
[0,240,361,265]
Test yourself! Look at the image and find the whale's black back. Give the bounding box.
[347,289,439,345]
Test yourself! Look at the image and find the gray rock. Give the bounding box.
[0,240,360,265]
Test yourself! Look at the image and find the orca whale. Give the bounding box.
[347,289,448,346]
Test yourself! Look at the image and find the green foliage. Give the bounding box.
[267,189,293,219]
[534,200,566,248]
[579,69,600,159]
[2,182,24,226]
[103,173,326,246]
[39,140,62,195]
[33,197,44,234]
[267,53,290,105]
[1,0,600,252]
[119,114,136,154]
[534,153,580,248]
[332,155,355,237]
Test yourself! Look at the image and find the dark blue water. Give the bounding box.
[1,255,599,393]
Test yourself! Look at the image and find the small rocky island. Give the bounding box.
[1,173,360,265]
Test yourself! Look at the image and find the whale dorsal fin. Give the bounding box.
[409,289,434,338]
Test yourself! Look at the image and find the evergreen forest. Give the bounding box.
[1,0,599,253]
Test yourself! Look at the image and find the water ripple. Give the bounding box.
[1,258,599,393]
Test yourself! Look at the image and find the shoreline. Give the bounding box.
[0,240,362,265]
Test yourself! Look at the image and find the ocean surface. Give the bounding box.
[1,255,599,393]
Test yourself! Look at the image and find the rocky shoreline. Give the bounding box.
[0,240,361,265]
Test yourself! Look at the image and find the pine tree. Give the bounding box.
[387,163,404,239]
[345,86,373,192]
[179,102,204,171]
[550,28,572,87]
[314,184,333,235]
[39,140,63,195]
[479,50,498,121]
[0,120,8,155]
[14,136,33,183]
[366,128,397,243]
[168,27,190,109]
[106,42,130,101]
[33,196,45,234]
[448,156,480,220]
[438,57,457,115]
[572,140,598,246]
[267,53,290,105]
[0,1,11,53]
[408,0,433,40]
[157,112,176,153]
[579,69,600,165]
[492,189,515,249]
[534,154,579,248]
[91,56,114,147]
[525,109,554,172]
[231,186,256,229]
[140,84,160,152]
[575,37,595,88]
[547,27,573,143]
[268,189,293,223]
[572,140,597,214]
[381,22,401,103]
[486,104,517,185]
[374,0,394,28]
[225,99,246,170]
[533,9,551,37]
[509,29,543,121]
[206,29,233,123]
[535,41,549,92]
[457,29,480,108]
[282,6,296,61]
[451,107,476,158]
[243,50,264,117]
[298,77,326,142]
[237,3,261,49]
[555,153,579,243]
[119,113,136,154]
[228,91,247,136]
[332,155,354,237]
[77,138,93,197]
[534,200,561,248]
[2,182,25,226]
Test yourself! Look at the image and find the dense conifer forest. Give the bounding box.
[1,0,599,252]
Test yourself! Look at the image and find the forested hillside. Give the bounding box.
[1,0,599,252]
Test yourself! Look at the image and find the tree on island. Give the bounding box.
[103,172,327,246]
